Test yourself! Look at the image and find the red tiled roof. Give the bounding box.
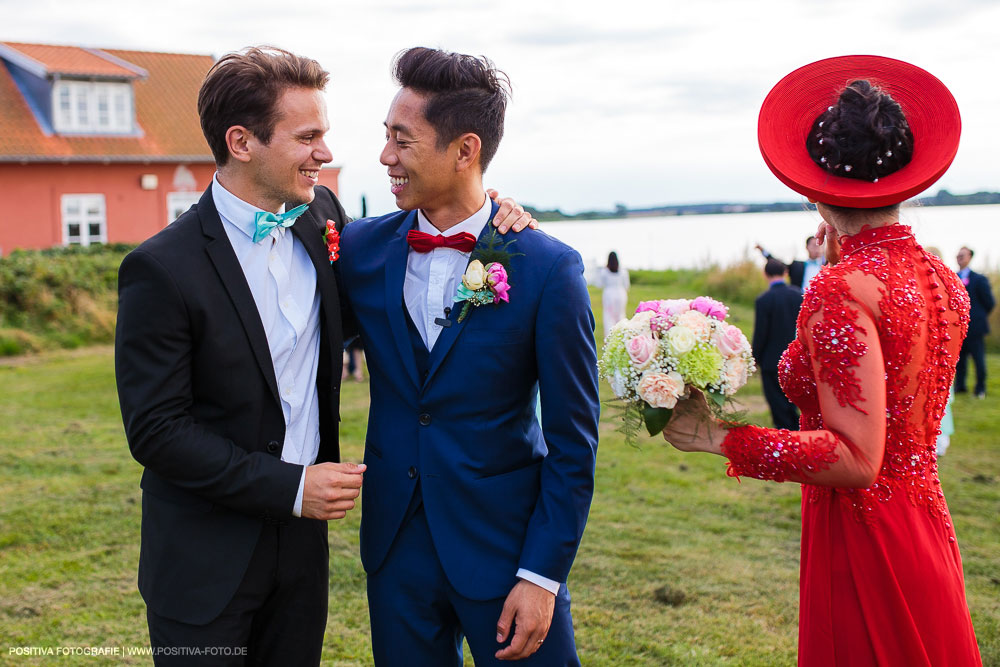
[1,42,143,78]
[0,43,214,161]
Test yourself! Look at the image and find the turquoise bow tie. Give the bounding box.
[253,204,309,243]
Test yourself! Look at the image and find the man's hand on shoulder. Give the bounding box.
[301,462,366,520]
[494,579,555,660]
[488,189,538,234]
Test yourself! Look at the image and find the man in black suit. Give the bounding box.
[755,235,825,290]
[955,246,995,398]
[752,258,803,430]
[114,47,365,664]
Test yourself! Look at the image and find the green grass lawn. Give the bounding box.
[1,289,997,664]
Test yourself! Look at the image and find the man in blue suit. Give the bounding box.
[339,47,600,665]
[955,246,995,398]
[752,259,803,430]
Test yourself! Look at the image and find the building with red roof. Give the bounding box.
[0,42,340,252]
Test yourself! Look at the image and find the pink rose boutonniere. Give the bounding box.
[324,219,340,263]
[453,227,522,322]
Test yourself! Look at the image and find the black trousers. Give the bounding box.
[955,334,987,395]
[147,517,329,666]
[762,369,799,431]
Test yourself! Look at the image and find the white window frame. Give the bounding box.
[52,80,134,134]
[61,194,107,246]
[166,192,201,225]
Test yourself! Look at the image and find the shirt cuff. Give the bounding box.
[516,568,561,595]
[292,467,306,517]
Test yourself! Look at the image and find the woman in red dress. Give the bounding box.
[663,56,982,666]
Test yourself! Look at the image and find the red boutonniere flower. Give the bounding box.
[324,220,340,263]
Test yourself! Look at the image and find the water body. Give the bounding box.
[541,204,999,273]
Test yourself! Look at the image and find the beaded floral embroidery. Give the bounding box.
[724,225,970,524]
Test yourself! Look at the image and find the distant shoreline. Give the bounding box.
[528,189,1000,222]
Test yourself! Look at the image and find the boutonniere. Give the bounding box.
[324,219,340,263]
[453,228,521,322]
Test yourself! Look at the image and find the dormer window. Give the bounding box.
[52,80,133,134]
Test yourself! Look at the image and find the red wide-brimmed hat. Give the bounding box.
[758,55,961,208]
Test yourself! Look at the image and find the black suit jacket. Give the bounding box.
[752,281,803,372]
[115,185,350,624]
[963,270,995,338]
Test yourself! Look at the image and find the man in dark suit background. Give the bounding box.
[755,235,825,290]
[752,258,803,430]
[115,47,365,664]
[955,245,995,398]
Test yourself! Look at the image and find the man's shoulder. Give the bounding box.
[129,204,204,263]
[342,209,409,241]
[504,227,578,264]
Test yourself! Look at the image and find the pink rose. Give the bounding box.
[675,310,711,340]
[715,324,747,357]
[486,263,510,303]
[626,335,657,369]
[637,371,685,409]
[691,296,728,321]
[723,357,748,395]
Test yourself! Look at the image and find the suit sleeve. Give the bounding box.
[979,274,995,315]
[115,249,302,516]
[751,295,769,363]
[517,248,600,583]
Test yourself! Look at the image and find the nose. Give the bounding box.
[313,137,333,165]
[380,140,396,167]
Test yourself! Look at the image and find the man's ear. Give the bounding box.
[453,132,482,173]
[225,126,253,164]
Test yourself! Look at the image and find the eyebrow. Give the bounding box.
[384,121,414,137]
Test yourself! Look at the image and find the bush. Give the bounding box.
[0,244,133,356]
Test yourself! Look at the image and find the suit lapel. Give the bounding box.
[385,210,422,390]
[291,207,340,357]
[424,201,500,386]
[199,189,281,406]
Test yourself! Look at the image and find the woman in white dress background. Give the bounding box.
[596,251,630,339]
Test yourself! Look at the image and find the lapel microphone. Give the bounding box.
[434,307,453,328]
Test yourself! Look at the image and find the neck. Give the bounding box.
[217,168,283,213]
[420,181,488,232]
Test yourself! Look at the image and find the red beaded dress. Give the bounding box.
[721,224,982,666]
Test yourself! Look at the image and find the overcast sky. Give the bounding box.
[4,0,998,217]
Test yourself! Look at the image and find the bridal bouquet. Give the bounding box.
[599,297,755,441]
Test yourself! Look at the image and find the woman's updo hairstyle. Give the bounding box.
[806,80,914,183]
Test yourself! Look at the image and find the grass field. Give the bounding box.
[1,285,997,665]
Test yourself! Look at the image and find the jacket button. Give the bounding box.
[266,440,280,454]
[408,466,417,479]
[418,413,431,426]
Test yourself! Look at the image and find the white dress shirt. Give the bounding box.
[802,258,824,290]
[402,194,561,595]
[213,175,321,517]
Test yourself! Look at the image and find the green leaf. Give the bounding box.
[706,389,727,408]
[643,403,674,436]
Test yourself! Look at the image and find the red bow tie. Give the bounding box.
[406,229,477,253]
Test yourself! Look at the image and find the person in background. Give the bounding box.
[662,56,981,665]
[955,245,995,398]
[596,251,630,338]
[755,235,825,290]
[752,258,802,430]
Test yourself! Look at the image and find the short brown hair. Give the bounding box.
[197,46,329,165]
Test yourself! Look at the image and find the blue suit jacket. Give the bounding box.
[340,203,600,600]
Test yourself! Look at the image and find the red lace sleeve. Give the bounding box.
[722,268,888,487]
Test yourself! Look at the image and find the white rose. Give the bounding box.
[463,260,486,290]
[665,325,697,355]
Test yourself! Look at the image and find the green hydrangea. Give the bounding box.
[676,344,724,388]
